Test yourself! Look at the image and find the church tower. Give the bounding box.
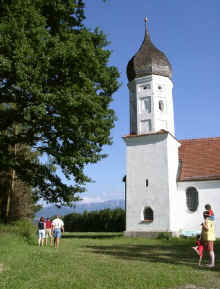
[127,17,174,136]
[124,18,180,237]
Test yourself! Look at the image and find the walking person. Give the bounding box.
[201,210,216,267]
[38,216,46,247]
[45,217,53,246]
[52,215,64,249]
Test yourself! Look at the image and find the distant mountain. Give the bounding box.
[35,199,125,220]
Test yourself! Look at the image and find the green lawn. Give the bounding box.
[0,232,220,289]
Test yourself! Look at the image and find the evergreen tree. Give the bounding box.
[64,208,125,232]
[0,1,120,207]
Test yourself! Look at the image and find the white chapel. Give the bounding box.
[123,18,220,238]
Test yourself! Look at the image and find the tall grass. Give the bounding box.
[0,219,36,244]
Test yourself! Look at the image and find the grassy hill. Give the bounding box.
[0,228,220,289]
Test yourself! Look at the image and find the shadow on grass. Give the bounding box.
[62,233,123,239]
[85,239,220,271]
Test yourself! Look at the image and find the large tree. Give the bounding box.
[0,0,120,208]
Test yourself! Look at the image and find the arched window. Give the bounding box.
[143,207,153,222]
[145,179,149,187]
[159,100,164,111]
[186,187,199,212]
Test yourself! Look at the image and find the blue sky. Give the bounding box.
[74,0,220,203]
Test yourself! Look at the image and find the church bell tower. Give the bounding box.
[127,17,174,136]
[124,18,180,237]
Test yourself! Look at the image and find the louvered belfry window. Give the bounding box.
[186,187,199,212]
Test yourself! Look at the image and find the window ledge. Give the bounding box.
[141,220,153,223]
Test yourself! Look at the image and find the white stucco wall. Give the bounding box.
[175,180,220,237]
[124,133,179,233]
[166,135,181,232]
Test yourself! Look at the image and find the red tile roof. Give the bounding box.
[178,137,220,181]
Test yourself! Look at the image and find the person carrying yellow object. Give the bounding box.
[201,210,216,267]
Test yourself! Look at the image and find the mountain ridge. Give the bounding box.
[35,199,125,219]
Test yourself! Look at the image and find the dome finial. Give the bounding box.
[144,16,150,38]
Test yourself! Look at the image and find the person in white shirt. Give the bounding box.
[52,215,64,248]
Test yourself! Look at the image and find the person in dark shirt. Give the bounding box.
[38,216,45,247]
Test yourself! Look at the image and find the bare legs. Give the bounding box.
[192,247,203,266]
[193,247,215,267]
[208,251,215,267]
[38,237,45,247]
[198,255,203,266]
[54,237,60,248]
[192,246,200,255]
[45,236,53,246]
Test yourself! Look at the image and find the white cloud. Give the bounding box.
[80,196,105,204]
[80,191,124,204]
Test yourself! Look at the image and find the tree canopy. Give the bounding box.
[0,0,120,206]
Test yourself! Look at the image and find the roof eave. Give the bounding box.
[178,176,220,182]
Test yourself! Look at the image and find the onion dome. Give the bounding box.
[127,17,172,82]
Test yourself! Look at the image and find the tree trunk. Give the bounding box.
[3,135,17,223]
[4,168,16,223]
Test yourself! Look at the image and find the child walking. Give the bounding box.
[192,234,204,266]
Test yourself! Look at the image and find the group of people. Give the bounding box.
[38,215,64,248]
[192,204,215,267]
[38,207,216,264]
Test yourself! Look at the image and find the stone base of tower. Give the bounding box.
[124,231,180,238]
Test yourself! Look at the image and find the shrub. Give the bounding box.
[157,232,172,240]
[0,219,36,245]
